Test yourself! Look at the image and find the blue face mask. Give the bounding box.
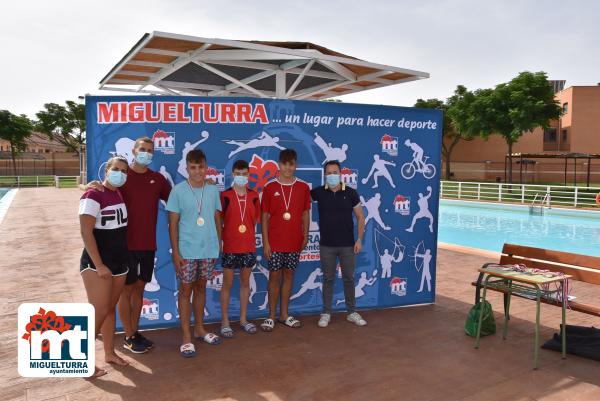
[107,170,127,187]
[326,174,341,187]
[233,175,249,186]
[135,151,153,166]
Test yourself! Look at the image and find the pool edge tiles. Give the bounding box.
[438,241,501,258]
[0,189,18,226]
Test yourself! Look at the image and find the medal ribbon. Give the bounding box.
[235,190,247,226]
[278,179,296,214]
[187,180,205,218]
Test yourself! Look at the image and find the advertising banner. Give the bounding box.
[85,96,442,329]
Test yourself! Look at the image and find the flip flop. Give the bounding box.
[220,326,235,338]
[260,318,275,332]
[278,316,302,328]
[180,343,196,358]
[241,322,258,334]
[198,332,221,345]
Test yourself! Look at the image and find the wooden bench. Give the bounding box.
[473,243,600,317]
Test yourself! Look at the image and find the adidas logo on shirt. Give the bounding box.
[274,192,281,197]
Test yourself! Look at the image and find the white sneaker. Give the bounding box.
[347,312,367,326]
[318,313,331,328]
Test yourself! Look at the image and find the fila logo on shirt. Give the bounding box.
[100,206,127,228]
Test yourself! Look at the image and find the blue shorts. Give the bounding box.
[221,253,256,269]
[268,252,301,271]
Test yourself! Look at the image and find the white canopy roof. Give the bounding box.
[99,31,429,100]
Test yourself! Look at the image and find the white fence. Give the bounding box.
[0,176,79,188]
[440,181,600,208]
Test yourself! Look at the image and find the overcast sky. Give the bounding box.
[2,0,599,118]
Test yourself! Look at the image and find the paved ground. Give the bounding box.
[1,188,599,401]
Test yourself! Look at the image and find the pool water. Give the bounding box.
[0,188,16,225]
[438,200,600,257]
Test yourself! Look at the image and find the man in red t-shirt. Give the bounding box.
[119,137,171,352]
[219,160,261,337]
[89,136,171,353]
[260,149,311,331]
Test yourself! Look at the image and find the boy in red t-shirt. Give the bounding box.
[219,160,261,337]
[260,149,311,331]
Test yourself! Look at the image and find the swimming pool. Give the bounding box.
[0,188,17,225]
[438,199,600,256]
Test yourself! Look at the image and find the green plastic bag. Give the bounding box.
[465,300,496,337]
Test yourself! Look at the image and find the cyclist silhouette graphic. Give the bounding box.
[401,139,436,179]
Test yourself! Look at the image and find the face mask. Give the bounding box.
[107,170,127,187]
[135,151,153,166]
[233,175,249,186]
[326,174,341,187]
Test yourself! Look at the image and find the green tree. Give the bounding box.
[0,110,34,176]
[36,100,85,154]
[415,87,474,180]
[467,72,562,183]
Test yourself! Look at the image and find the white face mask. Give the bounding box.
[326,174,341,186]
[107,170,127,187]
[135,151,153,166]
[233,175,249,186]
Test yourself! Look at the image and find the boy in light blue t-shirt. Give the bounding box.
[166,149,222,358]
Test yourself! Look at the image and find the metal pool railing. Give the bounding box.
[0,176,79,189]
[440,181,600,209]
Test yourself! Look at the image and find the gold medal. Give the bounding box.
[197,217,205,226]
[238,224,247,233]
[279,180,295,223]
